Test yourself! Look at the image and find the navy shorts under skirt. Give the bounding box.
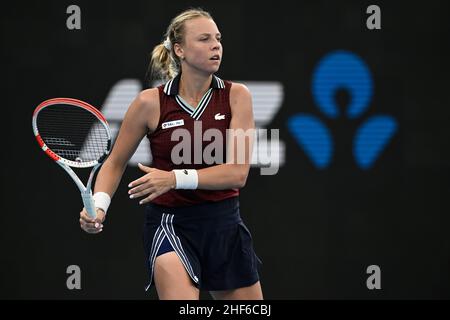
[143,196,262,291]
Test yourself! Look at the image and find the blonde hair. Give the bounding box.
[149,8,213,81]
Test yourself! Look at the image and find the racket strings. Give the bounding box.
[37,105,109,163]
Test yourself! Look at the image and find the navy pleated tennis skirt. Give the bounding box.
[143,196,262,291]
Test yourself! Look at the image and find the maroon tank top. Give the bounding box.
[147,73,239,207]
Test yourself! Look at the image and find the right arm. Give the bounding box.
[80,88,160,233]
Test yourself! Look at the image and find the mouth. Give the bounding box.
[209,55,221,61]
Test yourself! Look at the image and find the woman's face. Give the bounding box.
[178,17,222,74]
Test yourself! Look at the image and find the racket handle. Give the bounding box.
[81,191,97,219]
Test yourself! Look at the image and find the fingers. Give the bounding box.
[128,183,161,204]
[132,188,157,204]
[128,178,147,189]
[139,191,161,205]
[80,208,95,223]
[80,218,103,233]
[129,185,156,199]
[129,165,153,188]
[137,163,153,173]
[128,167,172,205]
[95,209,106,224]
[79,208,104,234]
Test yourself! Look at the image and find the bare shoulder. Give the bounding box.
[229,82,252,114]
[228,82,254,124]
[230,82,252,101]
[133,87,160,132]
[137,87,160,111]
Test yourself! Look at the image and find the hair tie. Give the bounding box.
[163,37,172,51]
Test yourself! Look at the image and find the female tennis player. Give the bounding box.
[79,8,262,300]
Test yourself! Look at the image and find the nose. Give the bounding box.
[211,39,221,51]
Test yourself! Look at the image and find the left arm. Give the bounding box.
[196,83,255,189]
[129,83,254,203]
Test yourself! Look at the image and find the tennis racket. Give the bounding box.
[32,98,112,219]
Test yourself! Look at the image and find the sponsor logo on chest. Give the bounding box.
[162,119,185,129]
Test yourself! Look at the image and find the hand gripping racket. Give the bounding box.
[32,98,111,219]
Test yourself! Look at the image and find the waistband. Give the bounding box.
[144,196,239,218]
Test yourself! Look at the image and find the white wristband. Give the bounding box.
[93,192,111,214]
[173,169,198,189]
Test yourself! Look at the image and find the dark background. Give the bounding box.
[1,0,449,299]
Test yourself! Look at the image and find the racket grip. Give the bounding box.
[81,191,97,219]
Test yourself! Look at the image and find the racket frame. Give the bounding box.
[32,98,111,219]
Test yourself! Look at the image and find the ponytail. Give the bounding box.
[149,40,179,82]
[147,8,213,83]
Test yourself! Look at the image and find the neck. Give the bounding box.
[179,71,212,102]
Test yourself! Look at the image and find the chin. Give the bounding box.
[195,64,221,75]
[208,65,221,73]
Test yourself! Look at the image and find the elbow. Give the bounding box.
[235,171,249,189]
[106,154,128,171]
[103,157,127,175]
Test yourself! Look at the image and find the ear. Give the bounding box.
[173,43,184,59]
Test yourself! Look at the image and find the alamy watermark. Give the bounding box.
[366,265,381,290]
[170,122,280,175]
[66,265,81,290]
[366,5,381,30]
[66,5,81,30]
